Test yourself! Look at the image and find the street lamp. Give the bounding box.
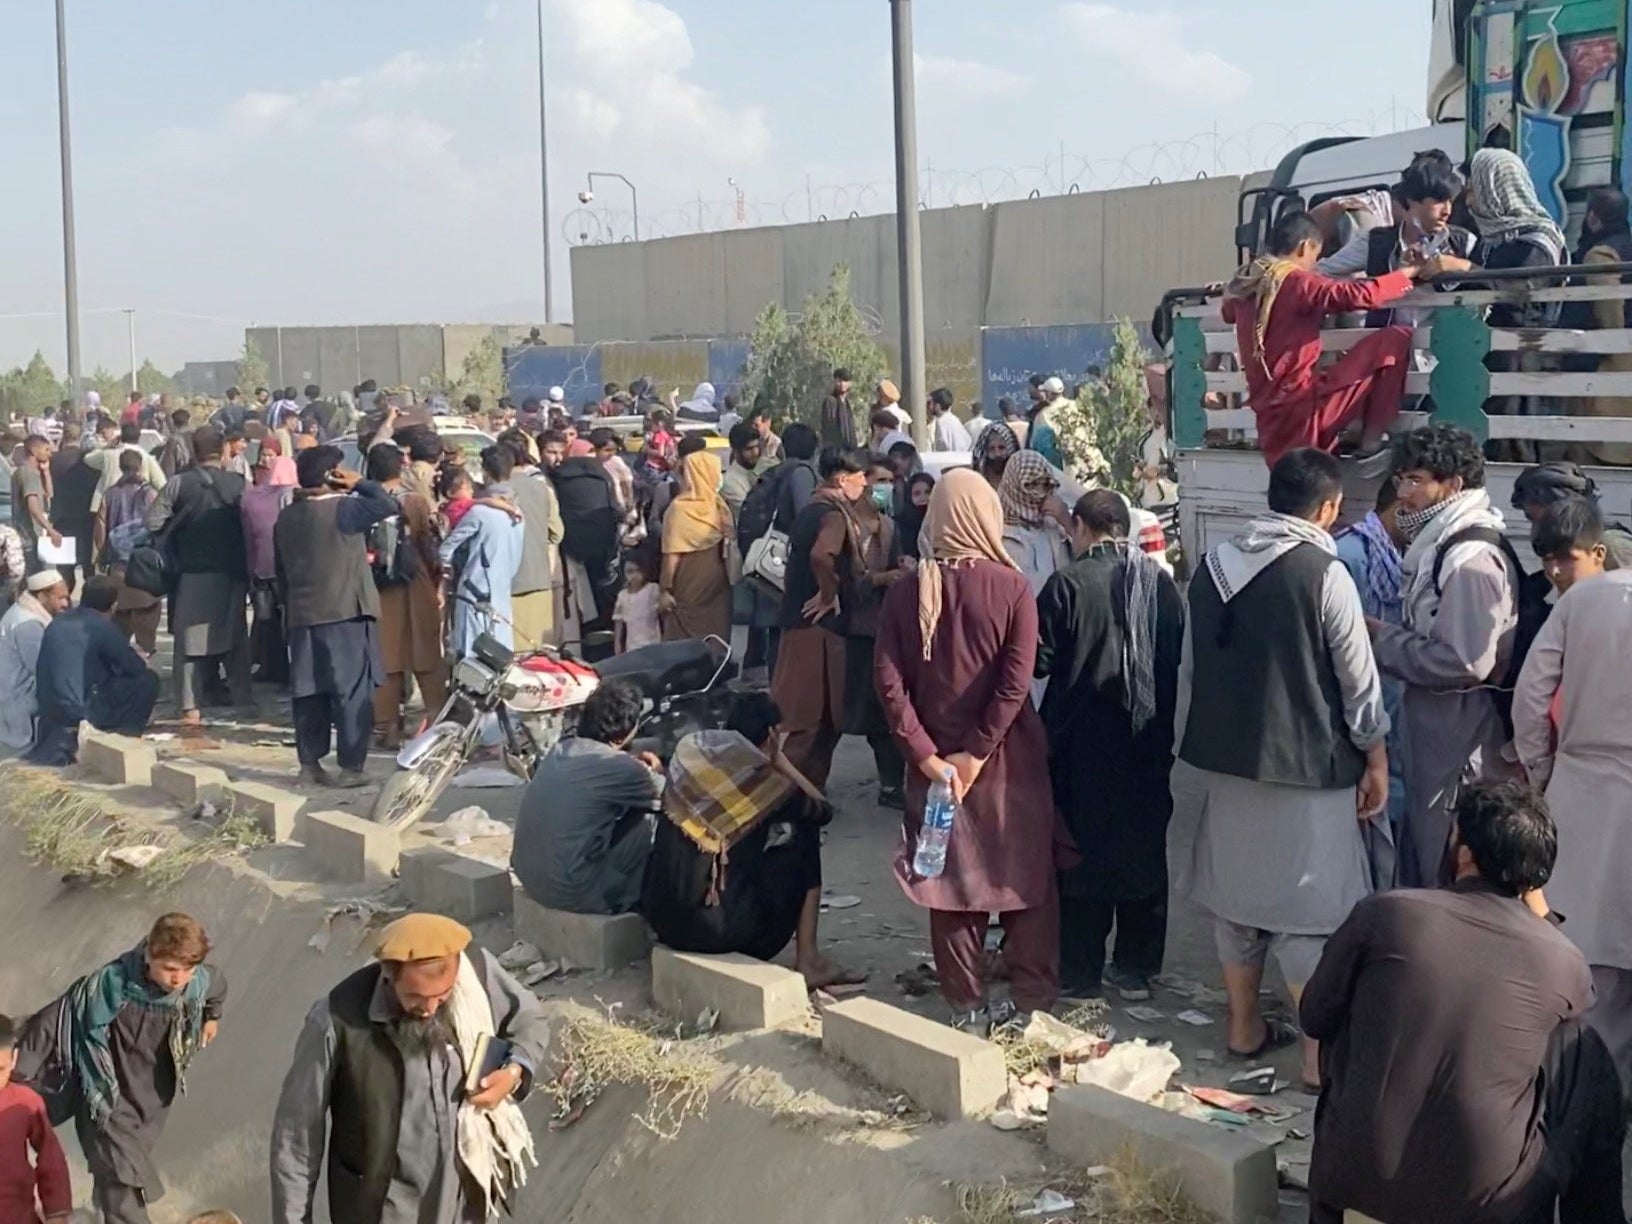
[536,0,554,324]
[123,308,136,392]
[889,0,928,449]
[582,172,640,241]
[54,0,83,404]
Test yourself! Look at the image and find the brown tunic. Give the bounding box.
[662,548,731,643]
[375,491,444,675]
[874,559,1063,913]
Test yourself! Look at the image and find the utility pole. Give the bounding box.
[55,0,82,404]
[536,0,555,324]
[890,0,928,449]
[124,309,136,392]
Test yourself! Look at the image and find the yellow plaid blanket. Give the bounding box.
[663,730,794,855]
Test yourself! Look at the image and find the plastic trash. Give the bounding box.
[912,768,958,878]
[439,806,511,844]
[1071,1038,1181,1103]
[1016,1189,1075,1217]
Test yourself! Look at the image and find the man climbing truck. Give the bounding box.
[1163,0,1632,556]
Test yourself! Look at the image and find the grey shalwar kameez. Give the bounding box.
[1373,490,1517,887]
[269,948,550,1224]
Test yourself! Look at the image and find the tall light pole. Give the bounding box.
[536,0,555,324]
[586,172,640,241]
[54,0,83,405]
[889,0,928,449]
[123,309,136,392]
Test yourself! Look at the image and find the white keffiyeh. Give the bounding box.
[447,953,537,1217]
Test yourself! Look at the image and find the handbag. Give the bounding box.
[743,527,789,596]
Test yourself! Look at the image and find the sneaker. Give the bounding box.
[300,764,338,788]
[877,785,904,811]
[334,769,372,790]
[1103,966,1152,1001]
[949,1007,990,1035]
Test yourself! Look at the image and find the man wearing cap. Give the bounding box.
[271,913,549,1224]
[546,386,566,413]
[1029,377,1073,469]
[1512,461,1632,570]
[0,570,70,752]
[874,380,912,431]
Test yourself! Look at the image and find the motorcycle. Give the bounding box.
[367,612,737,832]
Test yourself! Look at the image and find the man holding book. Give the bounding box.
[270,913,550,1224]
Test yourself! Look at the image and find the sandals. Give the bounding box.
[1228,1016,1301,1061]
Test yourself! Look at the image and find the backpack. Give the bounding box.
[1430,525,1552,739]
[13,991,79,1126]
[736,463,790,554]
[107,518,151,565]
[367,501,418,587]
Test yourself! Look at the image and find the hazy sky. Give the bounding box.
[3,0,1431,373]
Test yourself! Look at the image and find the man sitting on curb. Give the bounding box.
[1303,782,1624,1224]
[28,575,159,765]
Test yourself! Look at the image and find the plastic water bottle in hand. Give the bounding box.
[913,768,959,879]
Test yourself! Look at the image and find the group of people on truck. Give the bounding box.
[1224,143,1632,469]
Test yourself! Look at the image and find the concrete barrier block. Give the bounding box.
[79,730,156,786]
[651,947,807,1032]
[1049,1085,1278,1224]
[304,810,400,885]
[513,894,648,970]
[225,780,307,843]
[399,847,513,922]
[151,760,229,808]
[820,997,1006,1120]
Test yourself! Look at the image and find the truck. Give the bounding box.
[1164,0,1632,560]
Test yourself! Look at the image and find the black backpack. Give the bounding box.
[13,991,79,1126]
[736,463,790,554]
[1430,525,1551,739]
[367,513,417,587]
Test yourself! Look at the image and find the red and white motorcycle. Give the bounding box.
[367,612,736,831]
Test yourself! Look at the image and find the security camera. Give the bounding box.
[578,189,594,204]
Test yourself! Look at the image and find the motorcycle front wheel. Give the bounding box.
[367,726,471,832]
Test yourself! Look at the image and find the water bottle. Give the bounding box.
[913,768,959,879]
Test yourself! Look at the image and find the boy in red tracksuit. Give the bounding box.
[0,1014,70,1224]
[1221,209,1471,467]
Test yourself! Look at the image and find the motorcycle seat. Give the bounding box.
[596,638,733,701]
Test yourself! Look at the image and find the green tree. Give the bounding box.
[0,351,66,421]
[451,333,505,407]
[135,360,178,398]
[236,335,269,394]
[743,265,887,433]
[1050,318,1153,498]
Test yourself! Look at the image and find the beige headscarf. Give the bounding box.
[917,467,1017,660]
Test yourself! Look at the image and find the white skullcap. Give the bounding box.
[1041,376,1066,396]
[27,571,64,593]
[547,386,565,403]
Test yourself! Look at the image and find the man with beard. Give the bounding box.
[271,913,549,1224]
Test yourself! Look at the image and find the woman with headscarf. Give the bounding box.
[1035,489,1185,1000]
[1467,148,1568,455]
[659,449,733,642]
[874,468,1065,1028]
[895,472,935,561]
[998,451,1074,705]
[972,421,1019,488]
[240,440,298,684]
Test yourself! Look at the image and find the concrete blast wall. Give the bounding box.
[570,175,1244,346]
[246,322,575,392]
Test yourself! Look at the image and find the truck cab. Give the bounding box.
[1163,0,1632,562]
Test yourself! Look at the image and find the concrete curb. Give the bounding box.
[151,759,229,808]
[224,780,308,843]
[1048,1084,1279,1224]
[303,810,401,884]
[79,730,156,786]
[650,947,808,1032]
[820,996,1006,1120]
[399,847,513,921]
[513,895,649,970]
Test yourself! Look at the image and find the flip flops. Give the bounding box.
[1228,1016,1300,1061]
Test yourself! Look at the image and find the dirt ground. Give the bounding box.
[117,653,1318,1221]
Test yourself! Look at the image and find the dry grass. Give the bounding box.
[1088,1146,1213,1224]
[545,1004,719,1140]
[0,761,267,892]
[988,998,1112,1078]
[953,1181,1025,1224]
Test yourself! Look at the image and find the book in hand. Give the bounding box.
[464,1034,514,1096]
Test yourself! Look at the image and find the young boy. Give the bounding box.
[1533,494,1610,597]
[0,1013,71,1224]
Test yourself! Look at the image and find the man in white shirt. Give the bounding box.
[927,388,973,451]
[83,422,169,518]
